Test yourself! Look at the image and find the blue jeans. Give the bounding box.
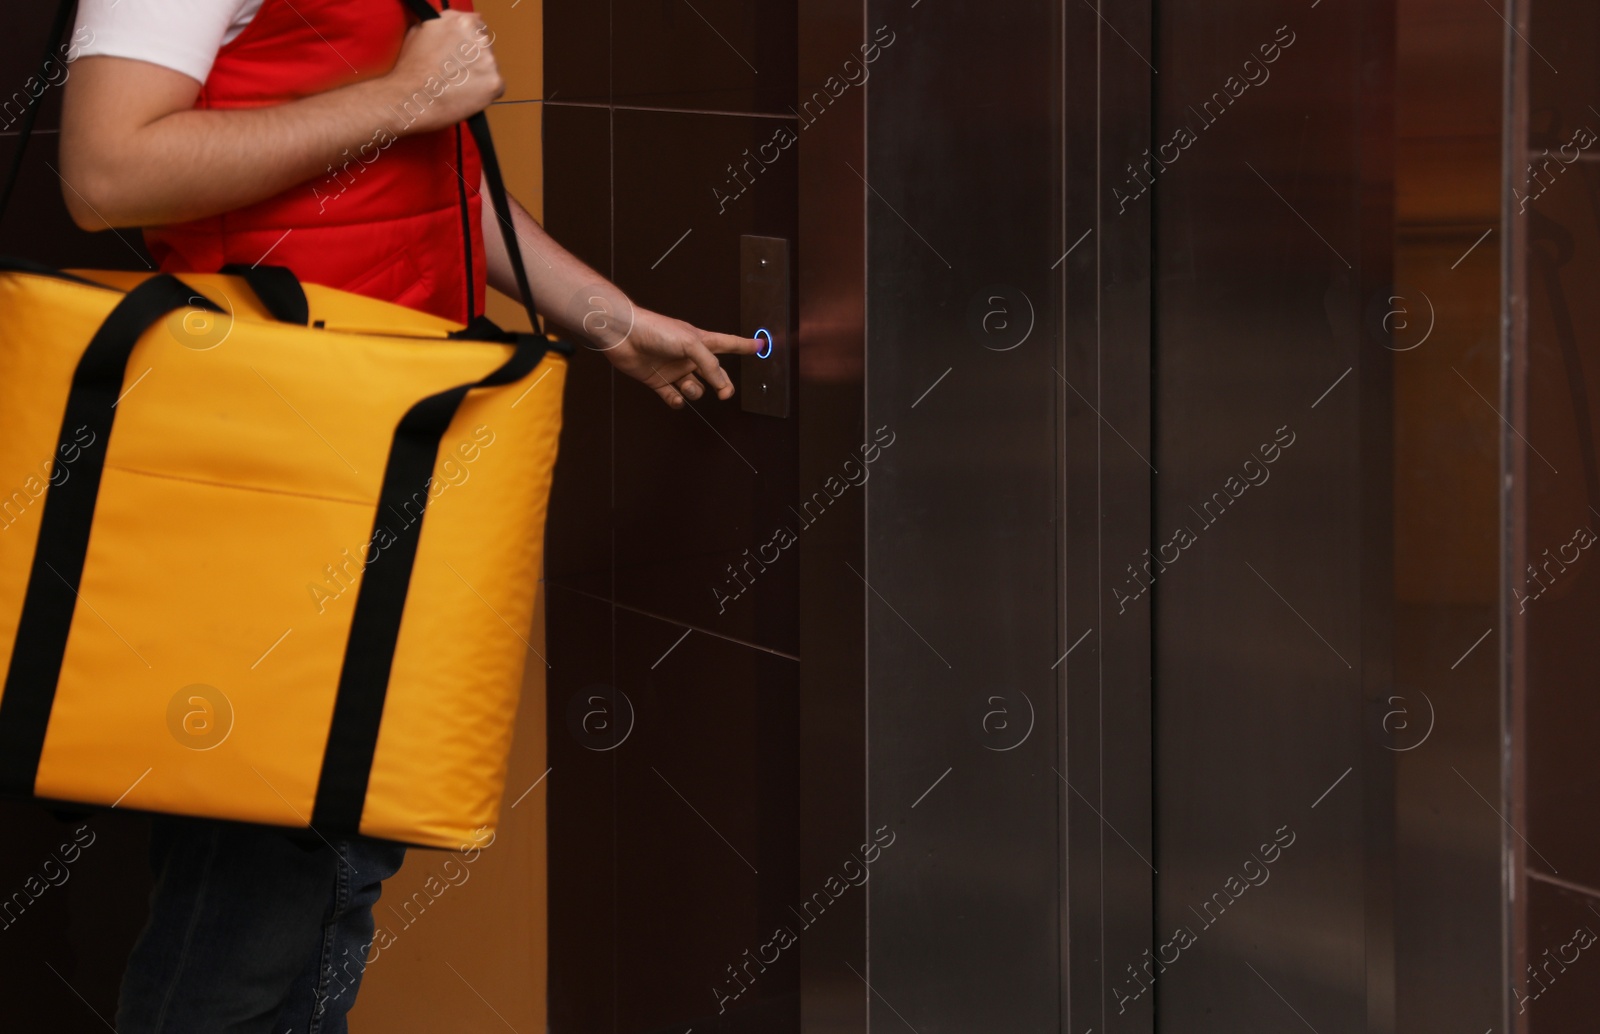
[115,816,407,1034]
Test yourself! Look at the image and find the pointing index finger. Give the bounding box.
[702,331,763,356]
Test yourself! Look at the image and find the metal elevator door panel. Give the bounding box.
[1149,1,1395,1030]
[1514,1,1600,1031]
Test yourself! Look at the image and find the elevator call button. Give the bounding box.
[740,236,790,417]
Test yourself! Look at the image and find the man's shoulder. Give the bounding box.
[73,0,266,85]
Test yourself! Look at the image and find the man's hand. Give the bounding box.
[381,11,504,135]
[478,179,761,409]
[593,308,761,409]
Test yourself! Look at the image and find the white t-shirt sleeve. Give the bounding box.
[70,0,267,85]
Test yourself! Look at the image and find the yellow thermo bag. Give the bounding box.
[0,263,567,849]
[0,1,569,845]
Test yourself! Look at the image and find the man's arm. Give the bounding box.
[59,11,500,228]
[481,184,758,408]
[61,8,756,406]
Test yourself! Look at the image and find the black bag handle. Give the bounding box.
[220,263,311,325]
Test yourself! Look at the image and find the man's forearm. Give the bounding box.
[63,65,423,228]
[59,13,503,230]
[482,182,631,345]
[481,186,757,408]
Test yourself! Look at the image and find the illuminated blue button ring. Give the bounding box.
[754,328,774,359]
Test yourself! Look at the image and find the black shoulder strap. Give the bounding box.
[397,0,545,338]
[0,0,78,223]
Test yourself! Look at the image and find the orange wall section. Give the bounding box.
[353,1,550,1029]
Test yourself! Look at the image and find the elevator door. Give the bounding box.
[1151,0,1516,1031]
[1150,1,1395,1029]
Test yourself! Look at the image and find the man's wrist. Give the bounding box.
[351,75,422,141]
[568,282,639,353]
